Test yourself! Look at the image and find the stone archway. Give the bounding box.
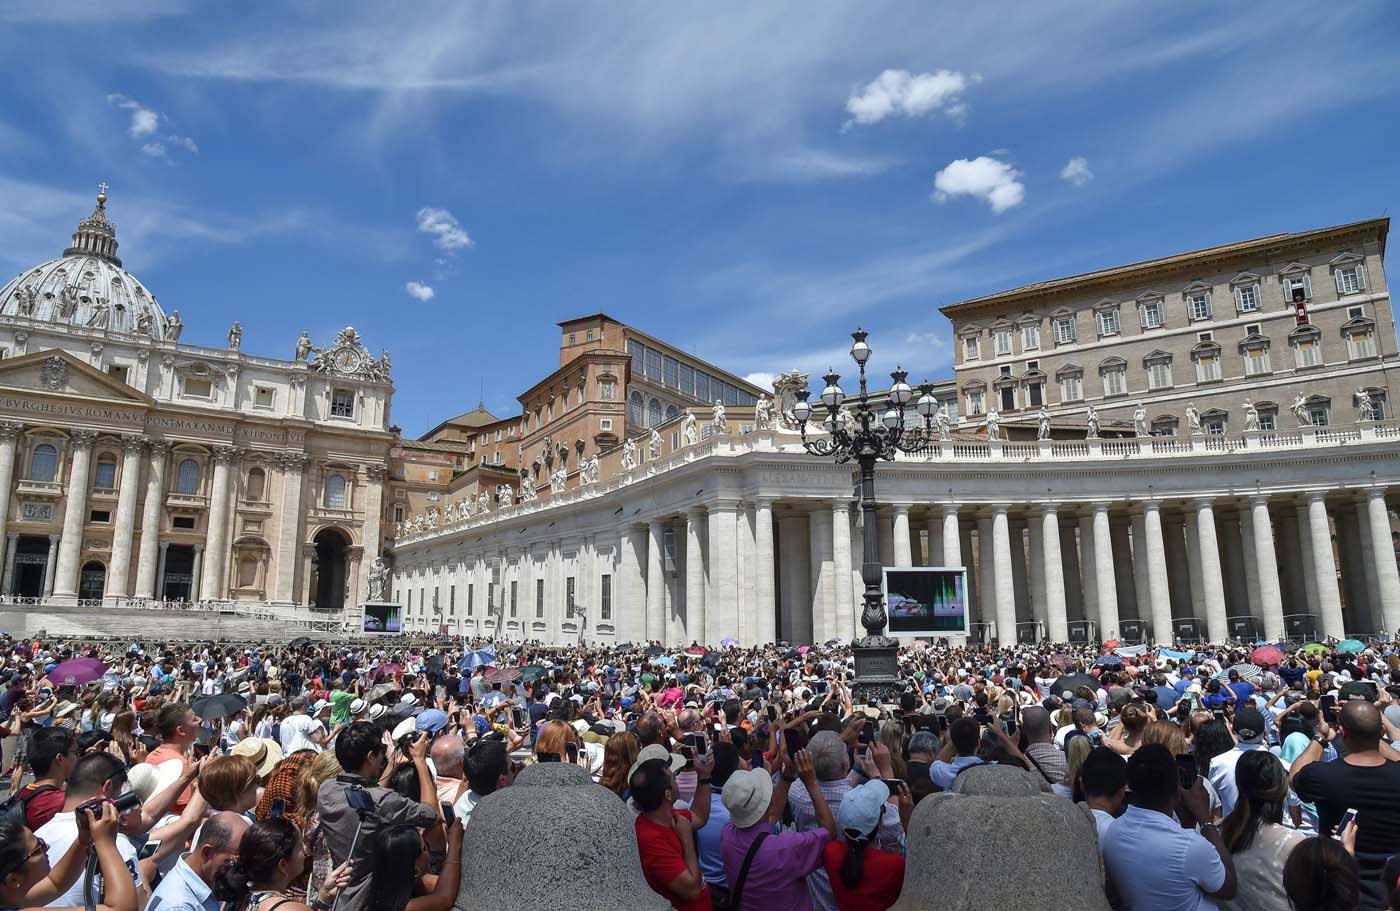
[78,561,105,601]
[310,527,351,611]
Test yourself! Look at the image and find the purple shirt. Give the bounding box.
[720,821,830,911]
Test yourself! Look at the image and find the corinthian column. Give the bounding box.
[133,442,169,599]
[199,446,237,600]
[991,505,1016,643]
[754,500,777,644]
[1141,503,1173,644]
[1363,488,1400,636]
[831,501,853,642]
[1091,503,1120,640]
[1040,504,1068,642]
[0,422,22,584]
[1250,496,1286,642]
[891,505,912,567]
[685,507,706,645]
[273,454,307,603]
[1307,493,1346,640]
[105,435,146,598]
[1193,498,1229,642]
[646,519,666,642]
[52,430,97,600]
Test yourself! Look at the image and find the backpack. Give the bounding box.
[0,783,59,829]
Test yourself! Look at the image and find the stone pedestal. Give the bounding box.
[457,763,668,911]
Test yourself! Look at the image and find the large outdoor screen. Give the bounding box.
[362,602,402,635]
[882,567,968,636]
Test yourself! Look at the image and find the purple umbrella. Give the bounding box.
[47,658,107,687]
[720,637,740,648]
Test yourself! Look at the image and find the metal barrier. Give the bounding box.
[1067,620,1096,644]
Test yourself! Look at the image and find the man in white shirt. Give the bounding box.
[1104,744,1236,911]
[279,696,327,754]
[39,753,146,909]
[1208,706,1269,818]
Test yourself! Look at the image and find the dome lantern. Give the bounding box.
[62,183,121,267]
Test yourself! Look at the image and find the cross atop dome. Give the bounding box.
[97,181,109,204]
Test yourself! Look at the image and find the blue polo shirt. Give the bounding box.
[1103,805,1225,911]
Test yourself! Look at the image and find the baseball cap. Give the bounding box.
[838,780,890,841]
[415,709,450,735]
[1233,706,1267,741]
[721,767,774,829]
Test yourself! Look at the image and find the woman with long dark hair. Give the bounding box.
[0,803,135,911]
[366,819,462,911]
[820,780,910,911]
[212,817,351,911]
[1283,837,1361,911]
[1219,750,1305,911]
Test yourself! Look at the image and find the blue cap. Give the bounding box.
[837,780,890,840]
[415,709,450,735]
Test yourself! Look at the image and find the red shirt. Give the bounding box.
[635,808,712,911]
[18,784,66,831]
[822,840,905,911]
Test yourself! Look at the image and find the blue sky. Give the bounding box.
[2,2,1399,435]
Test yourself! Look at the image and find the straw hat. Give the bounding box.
[230,737,284,778]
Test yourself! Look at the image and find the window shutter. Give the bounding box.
[1357,266,1367,290]
[1334,269,1344,295]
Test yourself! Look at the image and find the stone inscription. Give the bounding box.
[0,396,143,424]
[145,416,236,434]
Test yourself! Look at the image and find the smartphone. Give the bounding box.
[565,742,579,763]
[880,779,904,793]
[766,705,778,723]
[683,732,706,756]
[1337,807,1358,837]
[1175,753,1199,790]
[138,840,161,860]
[440,801,455,822]
[510,706,525,728]
[538,753,561,763]
[859,720,876,744]
[270,797,285,818]
[784,734,801,758]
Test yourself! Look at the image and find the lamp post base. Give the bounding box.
[851,637,901,706]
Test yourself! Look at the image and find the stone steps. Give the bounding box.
[0,604,344,642]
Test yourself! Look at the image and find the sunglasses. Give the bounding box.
[1,837,47,877]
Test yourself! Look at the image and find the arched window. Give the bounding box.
[666,404,679,421]
[324,474,348,509]
[648,399,662,428]
[93,457,117,490]
[246,467,266,501]
[28,444,57,482]
[175,458,200,495]
[629,391,644,427]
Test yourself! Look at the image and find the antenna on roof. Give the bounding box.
[479,376,484,410]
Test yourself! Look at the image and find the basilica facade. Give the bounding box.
[0,191,394,615]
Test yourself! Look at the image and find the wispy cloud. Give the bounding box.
[107,94,198,161]
[404,280,435,302]
[415,207,472,252]
[1060,156,1094,187]
[842,68,978,130]
[932,156,1025,213]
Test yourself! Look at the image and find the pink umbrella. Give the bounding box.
[1251,645,1284,667]
[372,663,402,680]
[797,645,810,654]
[484,666,521,685]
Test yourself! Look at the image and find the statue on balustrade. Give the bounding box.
[462,498,474,518]
[426,507,439,528]
[497,484,514,507]
[228,321,243,351]
[1243,399,1260,432]
[1085,405,1101,439]
[772,368,810,431]
[583,455,600,484]
[936,403,952,441]
[1291,392,1310,427]
[413,515,424,534]
[683,411,698,445]
[1185,402,1202,436]
[477,492,490,514]
[983,408,1001,441]
[712,399,728,434]
[135,310,153,335]
[395,521,404,538]
[1356,387,1375,421]
[1037,407,1051,441]
[56,286,78,320]
[754,396,773,431]
[295,331,313,363]
[520,475,537,501]
[649,428,662,461]
[444,501,458,522]
[1133,403,1148,438]
[13,286,35,317]
[621,437,637,470]
[166,309,183,341]
[550,467,567,494]
[86,298,110,329]
[367,558,390,602]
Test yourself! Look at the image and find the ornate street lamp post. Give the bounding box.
[792,329,939,702]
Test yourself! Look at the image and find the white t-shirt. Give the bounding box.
[279,713,325,754]
[39,810,143,908]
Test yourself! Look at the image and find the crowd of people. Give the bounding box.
[0,631,1395,911]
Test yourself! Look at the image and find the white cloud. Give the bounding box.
[743,372,775,391]
[932,156,1025,213]
[140,141,166,158]
[843,68,978,129]
[1060,155,1094,187]
[404,281,436,302]
[107,93,198,159]
[415,207,472,252]
[904,331,946,349]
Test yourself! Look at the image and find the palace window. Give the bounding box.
[645,348,663,381]
[1359,389,1387,421]
[566,577,576,619]
[1234,284,1260,313]
[1053,316,1076,344]
[695,371,711,402]
[253,386,274,409]
[600,418,613,431]
[1346,328,1378,360]
[1100,363,1127,397]
[963,335,980,361]
[1021,323,1040,350]
[648,398,662,428]
[1150,416,1178,437]
[1243,345,1271,377]
[183,378,213,400]
[1194,351,1222,383]
[1307,401,1331,427]
[1257,404,1279,432]
[965,388,985,415]
[1202,411,1227,435]
[175,458,200,495]
[600,574,612,621]
[678,364,694,396]
[246,467,265,501]
[999,386,1015,411]
[324,474,347,510]
[629,391,644,426]
[1283,274,1312,302]
[663,356,679,388]
[1057,371,1083,403]
[1291,329,1322,368]
[1335,265,1365,295]
[535,578,545,618]
[666,404,679,421]
[394,505,404,523]
[1140,300,1164,329]
[1146,358,1173,390]
[1096,308,1120,337]
[993,328,1012,356]
[93,457,117,491]
[1186,291,1212,321]
[330,388,355,419]
[1026,381,1043,407]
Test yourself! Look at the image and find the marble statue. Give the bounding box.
[135,310,153,335]
[413,515,424,534]
[712,399,728,434]
[1243,399,1260,432]
[444,501,458,522]
[367,558,390,602]
[86,299,110,329]
[1357,387,1375,421]
[166,309,183,341]
[550,467,567,494]
[936,403,952,441]
[462,498,474,518]
[754,395,772,431]
[1185,402,1202,435]
[1133,402,1148,438]
[426,507,439,528]
[394,521,404,539]
[227,321,243,351]
[622,437,637,470]
[378,350,391,378]
[13,286,35,317]
[520,476,537,502]
[772,369,810,431]
[839,403,856,433]
[1085,405,1101,439]
[683,412,698,445]
[1037,407,1051,441]
[983,408,1001,441]
[1291,392,1310,427]
[295,331,313,362]
[497,484,514,508]
[477,492,490,514]
[649,428,662,461]
[583,455,600,484]
[56,286,78,320]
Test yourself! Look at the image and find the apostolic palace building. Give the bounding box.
[3,188,1400,647]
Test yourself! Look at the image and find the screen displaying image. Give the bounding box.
[363,602,402,635]
[883,567,968,636]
